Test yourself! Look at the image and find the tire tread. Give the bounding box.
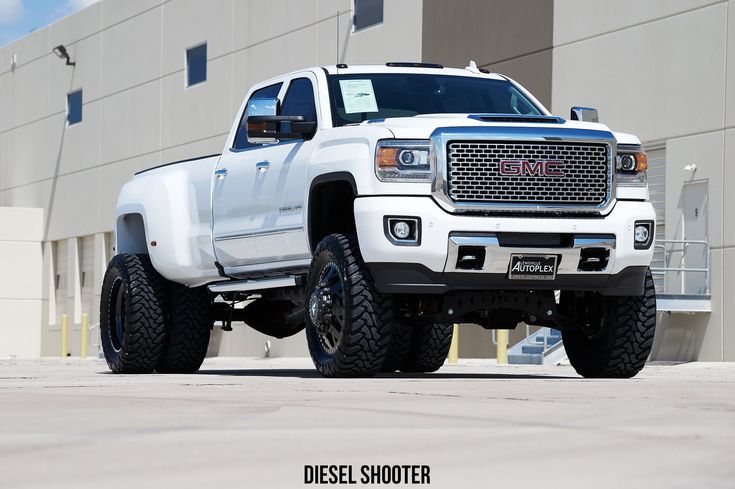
[306,234,393,378]
[100,254,168,374]
[158,284,212,374]
[563,268,657,378]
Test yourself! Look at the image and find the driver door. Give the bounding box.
[211,82,283,270]
[252,75,319,266]
[212,74,319,275]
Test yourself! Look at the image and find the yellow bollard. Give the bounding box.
[496,329,508,365]
[60,314,69,358]
[448,324,459,364]
[80,313,89,359]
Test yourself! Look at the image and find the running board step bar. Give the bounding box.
[207,275,302,294]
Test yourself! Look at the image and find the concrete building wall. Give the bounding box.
[0,0,423,358]
[552,0,733,360]
[0,207,43,358]
[421,0,553,107]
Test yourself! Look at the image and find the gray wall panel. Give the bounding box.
[554,0,721,46]
[99,80,162,165]
[422,0,553,68]
[486,49,553,110]
[161,56,233,149]
[161,0,233,74]
[102,0,162,29]
[101,6,162,96]
[9,37,50,127]
[4,119,55,191]
[551,3,727,143]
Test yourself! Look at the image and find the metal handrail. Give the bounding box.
[521,324,558,355]
[650,239,710,295]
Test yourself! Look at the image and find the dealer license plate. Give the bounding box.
[508,254,558,280]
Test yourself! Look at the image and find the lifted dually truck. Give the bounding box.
[101,62,656,378]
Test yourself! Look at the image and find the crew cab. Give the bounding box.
[100,62,656,378]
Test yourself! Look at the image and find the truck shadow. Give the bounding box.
[195,369,577,380]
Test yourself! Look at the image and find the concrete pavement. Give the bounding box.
[0,358,733,488]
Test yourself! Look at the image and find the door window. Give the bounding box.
[232,83,283,150]
[281,78,317,138]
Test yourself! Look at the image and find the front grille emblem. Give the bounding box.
[499,160,564,177]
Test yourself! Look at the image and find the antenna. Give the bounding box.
[336,10,340,66]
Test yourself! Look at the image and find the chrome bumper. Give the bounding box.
[445,234,616,274]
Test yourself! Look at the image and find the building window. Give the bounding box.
[186,43,207,87]
[353,0,383,31]
[67,89,82,125]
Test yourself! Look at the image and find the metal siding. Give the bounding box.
[105,232,115,263]
[54,240,68,323]
[646,147,666,292]
[81,235,95,321]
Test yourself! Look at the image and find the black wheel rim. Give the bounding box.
[309,261,347,354]
[111,278,126,352]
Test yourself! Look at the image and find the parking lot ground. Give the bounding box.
[1,358,734,489]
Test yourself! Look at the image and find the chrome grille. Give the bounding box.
[447,141,609,205]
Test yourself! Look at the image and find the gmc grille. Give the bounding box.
[446,141,610,206]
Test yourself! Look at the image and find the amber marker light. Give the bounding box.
[634,152,648,172]
[376,147,399,168]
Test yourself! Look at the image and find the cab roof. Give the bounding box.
[321,62,507,80]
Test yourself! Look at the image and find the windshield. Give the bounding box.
[327,73,543,126]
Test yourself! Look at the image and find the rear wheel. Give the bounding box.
[381,320,413,373]
[157,284,212,374]
[305,234,393,377]
[400,322,453,373]
[562,268,657,378]
[100,254,168,374]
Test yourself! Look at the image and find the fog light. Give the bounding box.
[393,221,411,239]
[633,220,653,249]
[634,225,649,243]
[384,217,420,245]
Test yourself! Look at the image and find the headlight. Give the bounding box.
[375,140,432,182]
[616,149,648,187]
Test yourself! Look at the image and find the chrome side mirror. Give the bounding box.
[246,98,279,144]
[570,106,599,123]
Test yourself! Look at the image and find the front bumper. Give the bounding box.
[354,196,655,296]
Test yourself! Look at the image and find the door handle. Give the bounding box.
[214,168,228,179]
[256,161,270,172]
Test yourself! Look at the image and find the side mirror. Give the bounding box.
[570,106,599,123]
[246,98,279,144]
[246,97,316,144]
[247,115,316,143]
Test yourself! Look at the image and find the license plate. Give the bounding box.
[508,254,558,280]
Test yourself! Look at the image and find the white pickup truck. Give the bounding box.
[100,62,656,378]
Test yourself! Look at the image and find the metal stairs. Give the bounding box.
[508,327,566,365]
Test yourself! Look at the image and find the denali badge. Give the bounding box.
[499,160,564,177]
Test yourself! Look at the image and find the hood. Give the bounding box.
[359,113,639,145]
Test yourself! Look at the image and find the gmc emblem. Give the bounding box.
[499,160,564,177]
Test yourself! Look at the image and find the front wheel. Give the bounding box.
[305,234,393,377]
[562,268,657,378]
